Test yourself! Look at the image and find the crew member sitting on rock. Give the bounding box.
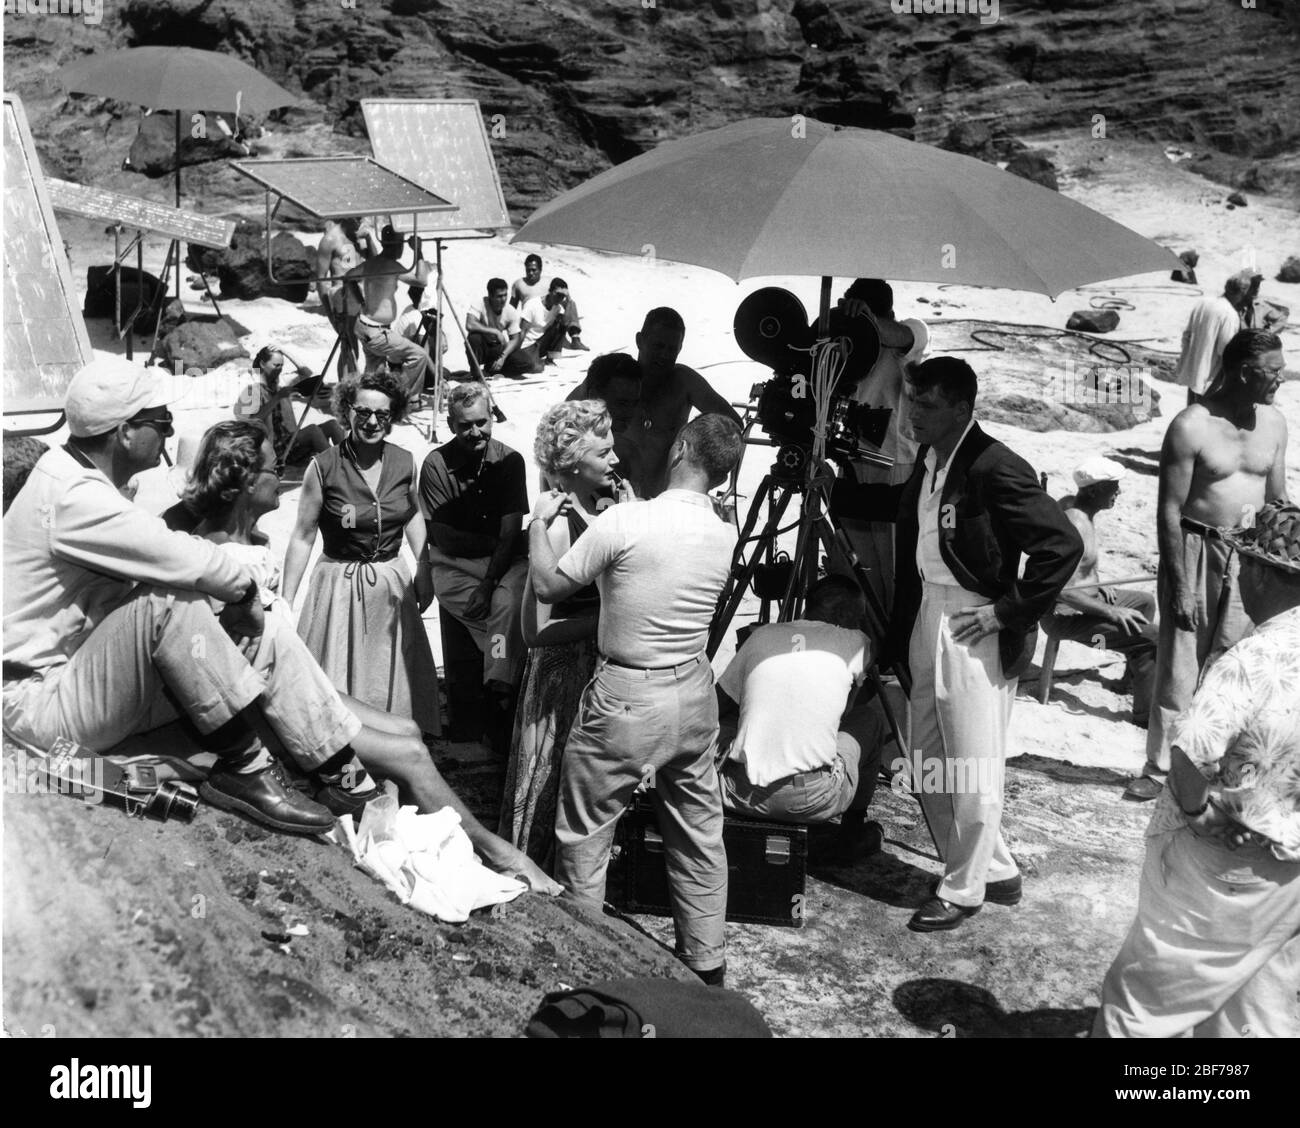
[2,358,376,836]
[466,277,527,378]
[1046,457,1157,728]
[517,279,579,373]
[343,225,435,399]
[716,575,891,859]
[511,253,588,352]
[233,345,344,472]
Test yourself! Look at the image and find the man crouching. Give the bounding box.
[715,575,892,859]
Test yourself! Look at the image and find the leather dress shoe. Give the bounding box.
[1123,775,1164,802]
[201,762,335,834]
[908,896,980,933]
[984,875,1023,905]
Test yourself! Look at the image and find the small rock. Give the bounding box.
[469,961,494,979]
[286,924,310,937]
[1227,191,1247,207]
[1276,256,1300,284]
[261,930,291,944]
[1006,150,1059,191]
[447,929,468,945]
[1066,309,1121,333]
[156,320,247,373]
[343,959,354,973]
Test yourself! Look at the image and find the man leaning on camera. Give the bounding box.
[715,574,893,859]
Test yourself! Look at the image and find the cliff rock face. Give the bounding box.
[3,0,1298,222]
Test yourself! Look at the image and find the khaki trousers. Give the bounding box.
[430,554,528,688]
[555,655,727,972]
[1144,531,1252,775]
[3,587,359,768]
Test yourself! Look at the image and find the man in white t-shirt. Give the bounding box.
[465,277,527,378]
[715,575,889,855]
[528,413,742,985]
[517,279,575,373]
[511,252,587,351]
[1173,269,1255,404]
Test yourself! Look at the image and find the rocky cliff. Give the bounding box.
[4,0,1298,222]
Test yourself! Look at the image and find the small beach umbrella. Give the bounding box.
[58,46,301,207]
[513,117,1182,322]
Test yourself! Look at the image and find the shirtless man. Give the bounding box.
[623,307,741,498]
[344,225,434,399]
[563,353,645,491]
[1046,457,1157,727]
[315,217,377,378]
[1127,328,1289,800]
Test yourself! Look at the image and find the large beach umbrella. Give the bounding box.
[58,46,301,206]
[514,117,1182,313]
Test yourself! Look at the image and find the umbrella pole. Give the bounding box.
[818,274,832,335]
[173,113,183,301]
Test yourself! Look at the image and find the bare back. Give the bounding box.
[347,257,405,325]
[316,223,361,305]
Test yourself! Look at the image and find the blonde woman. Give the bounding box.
[499,400,630,867]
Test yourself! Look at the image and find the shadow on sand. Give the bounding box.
[894,977,1095,1038]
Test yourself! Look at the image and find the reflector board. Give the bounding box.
[231,157,456,221]
[362,99,508,235]
[3,93,93,414]
[46,178,236,250]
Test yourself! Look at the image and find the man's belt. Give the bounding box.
[601,653,704,673]
[356,316,390,330]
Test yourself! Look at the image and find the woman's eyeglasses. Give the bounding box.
[352,407,392,425]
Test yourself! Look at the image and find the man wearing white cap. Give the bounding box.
[1046,457,1157,726]
[1172,268,1258,405]
[1094,500,1300,1038]
[2,358,370,834]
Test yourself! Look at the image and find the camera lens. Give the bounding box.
[149,780,200,823]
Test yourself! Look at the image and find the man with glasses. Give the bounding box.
[1127,328,1290,802]
[3,358,354,835]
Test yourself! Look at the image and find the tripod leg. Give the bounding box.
[707,476,796,657]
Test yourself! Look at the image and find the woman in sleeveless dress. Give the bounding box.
[283,372,440,736]
[499,400,630,869]
[171,420,560,891]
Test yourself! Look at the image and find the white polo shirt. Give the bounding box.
[556,490,735,666]
[916,418,975,587]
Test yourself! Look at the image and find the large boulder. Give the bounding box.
[123,111,253,178]
[1066,309,1121,333]
[1277,256,1300,284]
[185,224,314,303]
[157,320,248,373]
[83,265,164,327]
[1006,150,1059,191]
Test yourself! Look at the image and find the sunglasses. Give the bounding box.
[352,407,392,425]
[129,413,174,436]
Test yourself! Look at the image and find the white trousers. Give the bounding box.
[909,581,1020,907]
[1094,827,1300,1038]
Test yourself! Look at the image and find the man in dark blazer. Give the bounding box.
[834,357,1083,932]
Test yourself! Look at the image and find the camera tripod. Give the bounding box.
[707,447,941,855]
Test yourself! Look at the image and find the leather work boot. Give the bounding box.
[201,761,335,834]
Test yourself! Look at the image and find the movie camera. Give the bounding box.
[734,287,894,477]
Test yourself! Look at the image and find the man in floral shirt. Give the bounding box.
[1094,500,1300,1038]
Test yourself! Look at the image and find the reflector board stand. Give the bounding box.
[45,177,237,360]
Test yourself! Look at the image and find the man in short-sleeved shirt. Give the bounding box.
[528,413,742,983]
[715,576,890,853]
[517,280,574,372]
[466,278,528,378]
[1094,500,1300,1038]
[419,383,529,694]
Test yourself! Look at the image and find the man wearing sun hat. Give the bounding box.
[1172,268,1259,405]
[2,357,363,835]
[1094,500,1300,1038]
[1047,455,1157,726]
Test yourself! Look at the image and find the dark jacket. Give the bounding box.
[833,422,1083,679]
